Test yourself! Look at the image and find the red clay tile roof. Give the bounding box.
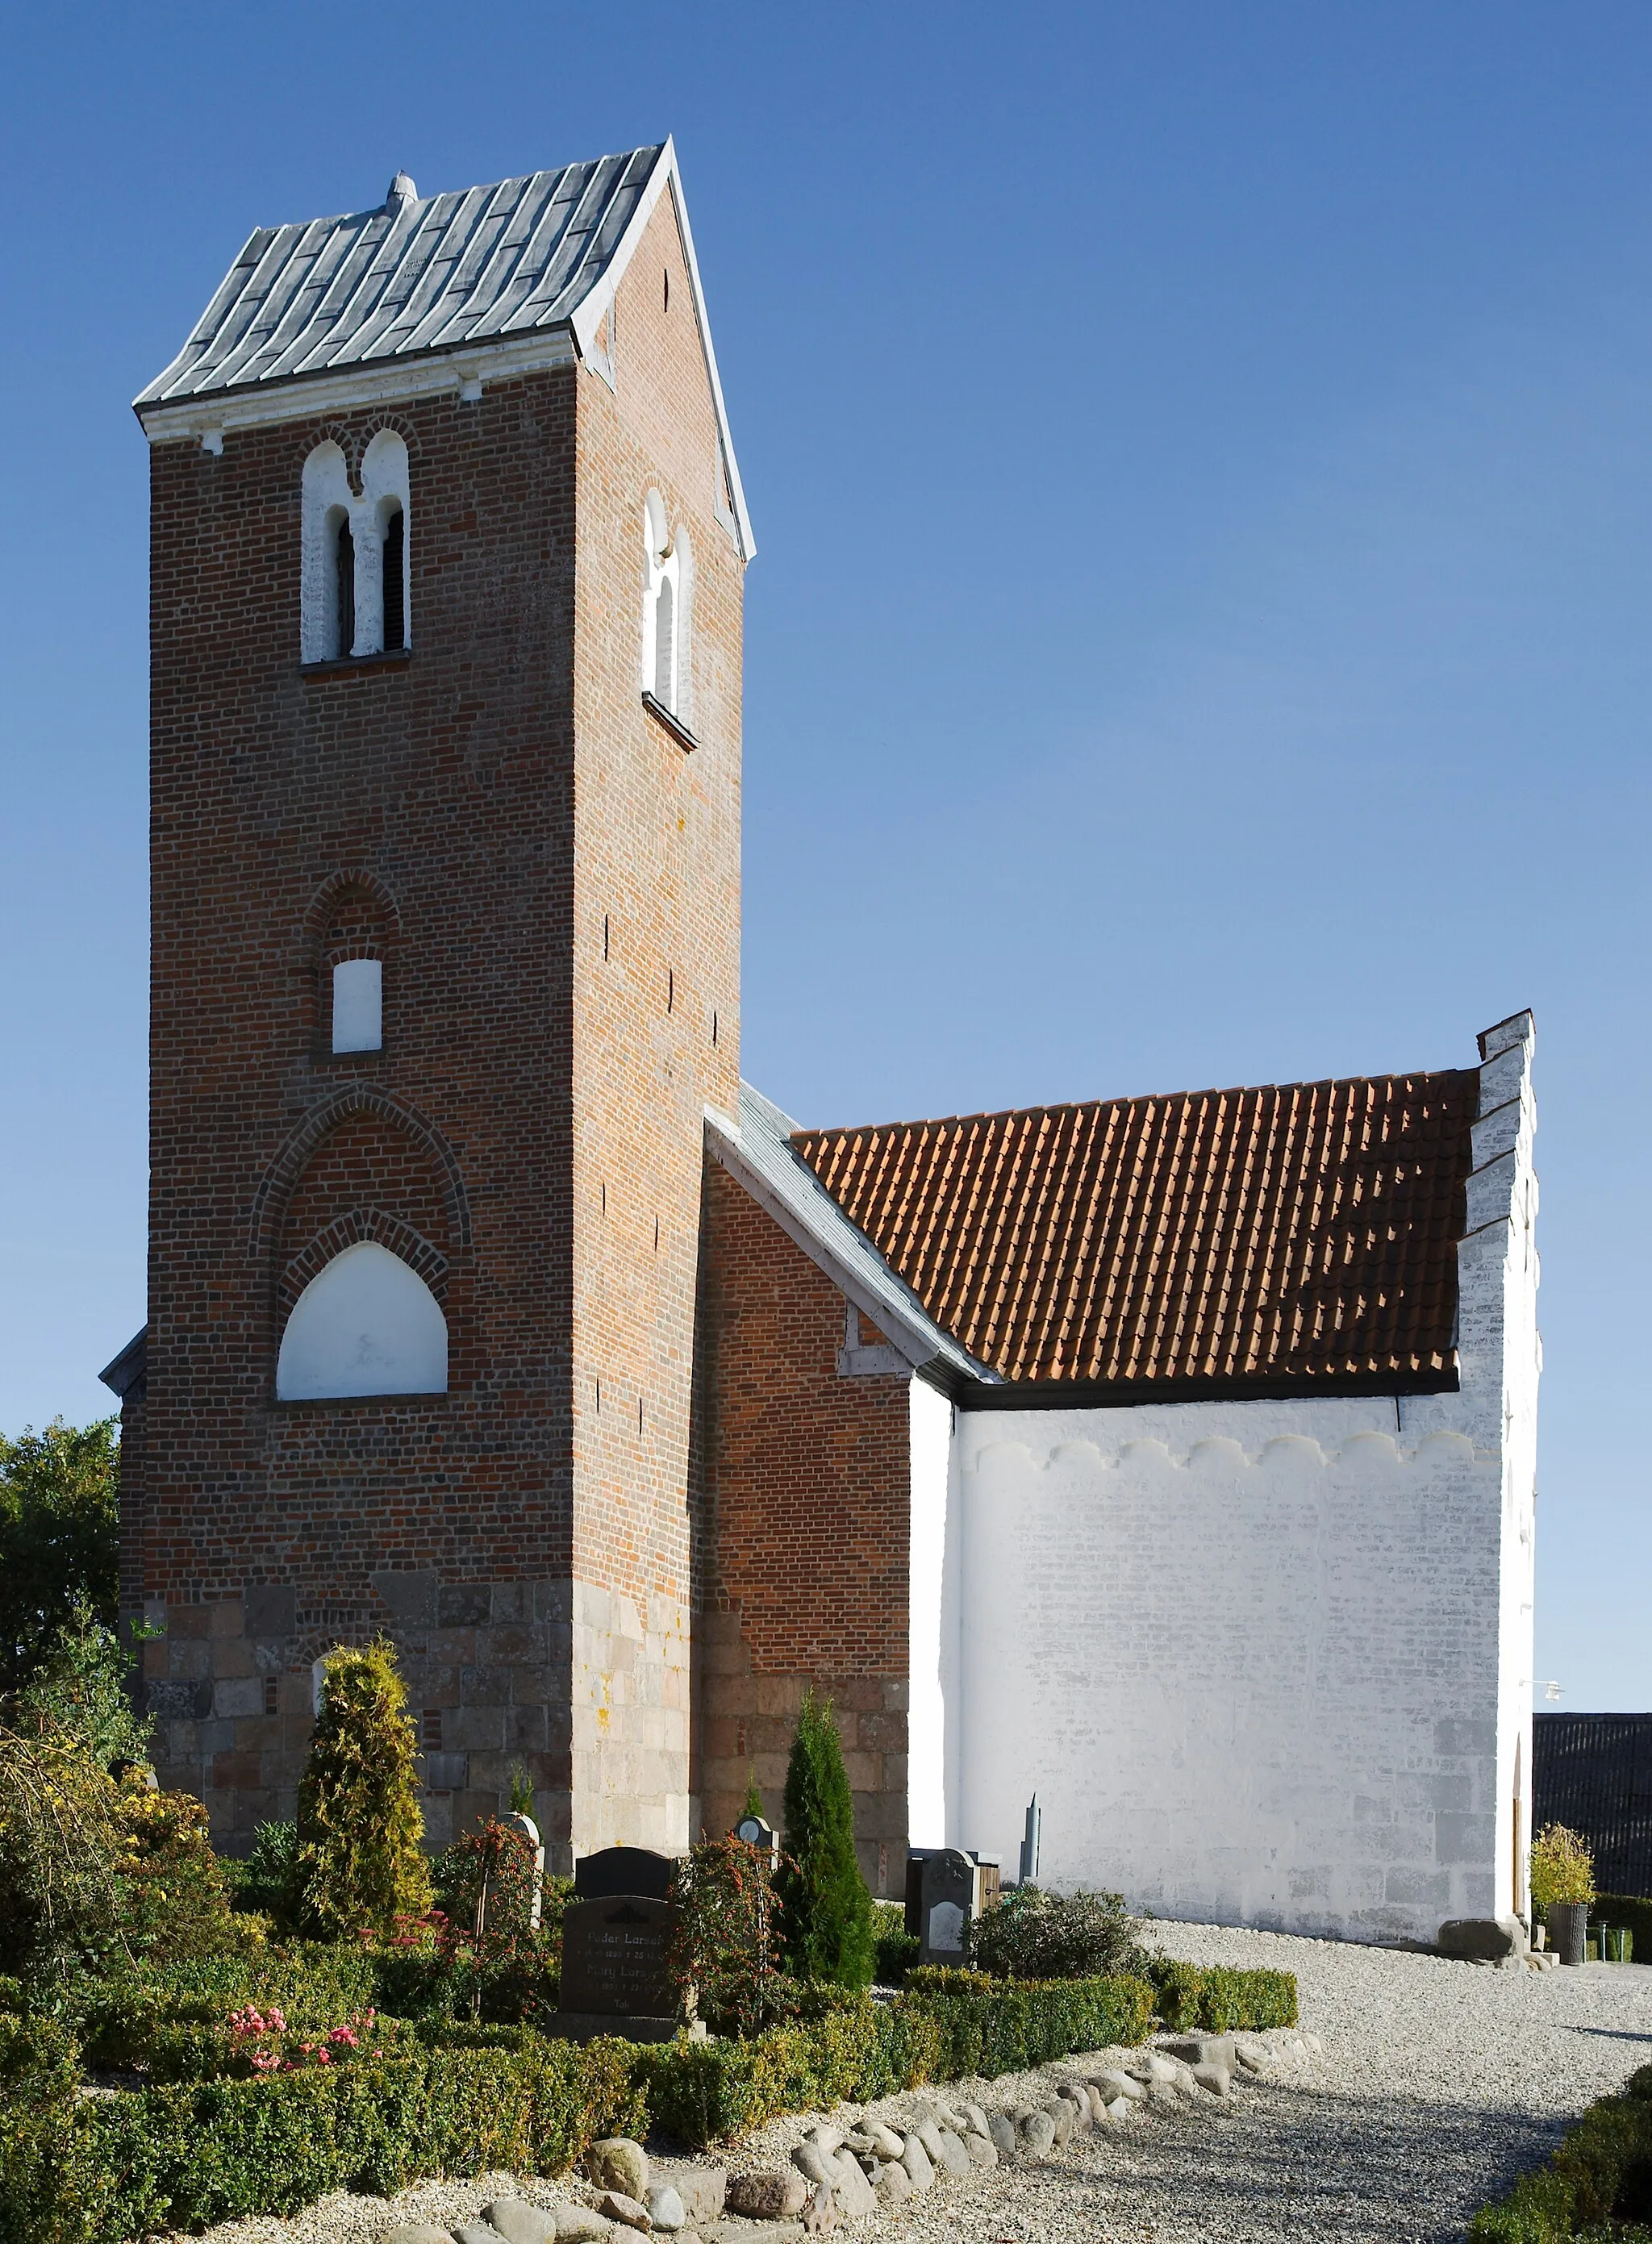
[791,1070,1478,1393]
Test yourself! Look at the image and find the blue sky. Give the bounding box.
[1,2,1647,1704]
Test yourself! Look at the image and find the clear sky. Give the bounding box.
[1,3,1646,1706]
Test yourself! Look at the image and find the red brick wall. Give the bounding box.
[698,1162,912,1893]
[564,189,744,1851]
[136,179,745,1858]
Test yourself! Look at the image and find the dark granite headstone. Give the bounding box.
[558,1894,678,2017]
[919,1847,978,1966]
[573,1845,676,1902]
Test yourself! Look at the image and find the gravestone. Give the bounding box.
[573,1846,676,1901]
[554,1895,678,2039]
[918,1847,978,1966]
[734,1814,779,1868]
[550,1846,683,2043]
[502,1812,545,1931]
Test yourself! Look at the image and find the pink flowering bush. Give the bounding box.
[225,1999,386,2075]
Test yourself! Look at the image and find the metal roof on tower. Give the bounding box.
[138,148,663,403]
[134,140,754,557]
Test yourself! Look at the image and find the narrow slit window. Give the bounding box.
[653,574,675,710]
[382,507,405,651]
[332,957,382,1053]
[334,515,356,660]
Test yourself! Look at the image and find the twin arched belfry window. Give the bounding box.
[642,490,693,724]
[302,432,410,663]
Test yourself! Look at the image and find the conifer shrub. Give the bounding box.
[292,1641,431,1938]
[774,1691,875,1988]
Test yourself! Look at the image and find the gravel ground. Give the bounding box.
[162,1923,1652,2244]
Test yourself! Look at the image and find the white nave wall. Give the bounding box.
[930,1014,1538,1945]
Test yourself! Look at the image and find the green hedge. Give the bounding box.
[2,1958,1297,2237]
[635,1969,1157,2147]
[2,2032,645,2244]
[1146,1957,1298,2033]
[1471,2065,1652,2240]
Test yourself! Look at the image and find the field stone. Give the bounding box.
[804,2124,845,2157]
[900,2133,936,2192]
[1019,2110,1058,2157]
[866,2123,905,2160]
[725,2173,807,2221]
[960,2103,991,2139]
[1042,2098,1074,2146]
[1058,2083,1092,2133]
[661,2174,727,2227]
[1092,2069,1144,2102]
[874,2159,912,2207]
[965,2130,998,2169]
[385,2227,460,2244]
[789,2146,838,2193]
[487,2206,558,2244]
[827,2154,876,2218]
[457,2225,500,2244]
[1192,2061,1233,2099]
[647,2188,687,2233]
[932,2128,973,2179]
[597,2194,650,2232]
[1104,2096,1135,2121]
[590,2143,651,2200]
[986,2112,1016,2158]
[557,2214,616,2244]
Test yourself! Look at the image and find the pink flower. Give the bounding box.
[250,2051,280,2073]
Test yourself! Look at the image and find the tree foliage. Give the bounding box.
[293,1639,432,1937]
[774,1691,875,1988]
[0,1420,119,1694]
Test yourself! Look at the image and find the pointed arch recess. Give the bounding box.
[250,1087,472,1267]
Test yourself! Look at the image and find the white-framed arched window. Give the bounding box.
[275,1241,446,1399]
[302,432,411,663]
[641,491,693,726]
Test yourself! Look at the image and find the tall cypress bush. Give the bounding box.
[775,1691,874,1987]
[294,1640,431,1937]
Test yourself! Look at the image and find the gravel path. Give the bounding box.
[162,1923,1652,2244]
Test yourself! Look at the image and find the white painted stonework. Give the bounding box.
[911,1015,1538,1944]
[300,430,410,663]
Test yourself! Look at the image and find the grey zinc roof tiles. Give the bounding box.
[136,148,663,405]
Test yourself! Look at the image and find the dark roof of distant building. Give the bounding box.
[792,1068,1479,1399]
[1533,1713,1652,1901]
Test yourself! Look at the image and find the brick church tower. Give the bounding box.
[110,144,753,1865]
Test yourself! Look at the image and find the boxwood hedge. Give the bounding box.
[1471,2063,1652,2241]
[1,1957,1297,2241]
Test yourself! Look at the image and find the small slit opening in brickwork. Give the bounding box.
[711,1008,718,1045]
[595,1376,601,1414]
[663,269,670,311]
[637,1395,644,1434]
[603,914,610,961]
[263,1677,278,1716]
[601,1180,607,1216]
[667,968,674,1013]
[422,1708,442,1749]
[653,1216,659,1252]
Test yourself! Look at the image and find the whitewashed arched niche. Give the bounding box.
[641,490,692,725]
[301,433,411,662]
[275,1240,446,1399]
